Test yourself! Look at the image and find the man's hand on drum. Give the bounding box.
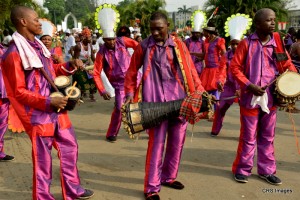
[247,83,265,96]
[217,82,224,92]
[124,96,134,105]
[102,92,111,100]
[70,59,84,71]
[50,96,68,110]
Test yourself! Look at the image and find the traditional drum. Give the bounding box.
[50,87,81,111]
[275,71,300,105]
[64,86,81,111]
[54,75,71,90]
[122,92,213,138]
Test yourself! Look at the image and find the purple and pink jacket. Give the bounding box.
[93,37,138,95]
[184,37,204,75]
[2,41,75,137]
[230,32,297,109]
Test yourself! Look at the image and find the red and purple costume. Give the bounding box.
[93,37,138,138]
[200,37,226,99]
[184,37,204,75]
[211,49,240,135]
[2,40,86,200]
[125,35,204,194]
[0,45,9,159]
[230,32,297,176]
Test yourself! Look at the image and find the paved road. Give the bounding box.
[0,96,299,200]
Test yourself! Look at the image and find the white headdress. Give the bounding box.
[40,18,56,37]
[191,10,206,32]
[224,13,252,41]
[94,4,120,38]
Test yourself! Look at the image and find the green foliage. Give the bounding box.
[116,0,167,38]
[43,0,66,25]
[65,0,96,28]
[0,0,44,31]
[203,0,290,43]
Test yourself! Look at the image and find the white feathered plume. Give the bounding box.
[224,13,252,41]
[94,4,120,38]
[191,10,206,32]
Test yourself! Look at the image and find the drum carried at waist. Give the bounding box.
[122,92,213,138]
[51,76,81,111]
[275,71,300,105]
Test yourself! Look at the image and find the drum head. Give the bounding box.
[50,92,64,98]
[54,76,71,89]
[277,72,300,97]
[65,86,81,100]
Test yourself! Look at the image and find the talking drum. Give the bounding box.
[275,71,300,105]
[64,86,81,111]
[122,92,212,138]
[54,75,71,91]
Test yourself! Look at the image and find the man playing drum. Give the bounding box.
[2,6,94,199]
[124,12,205,200]
[230,8,297,185]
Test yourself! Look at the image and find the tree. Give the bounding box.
[65,0,96,28]
[116,0,167,38]
[203,0,290,39]
[43,0,66,25]
[0,0,45,32]
[177,5,192,28]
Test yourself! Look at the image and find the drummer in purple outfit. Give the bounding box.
[125,12,204,200]
[230,8,297,185]
[210,13,253,136]
[93,5,139,142]
[0,44,15,162]
[2,6,93,199]
[211,39,240,136]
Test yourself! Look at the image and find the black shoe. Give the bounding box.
[76,189,94,199]
[162,180,184,190]
[0,155,15,162]
[234,174,248,183]
[259,174,282,185]
[144,192,160,200]
[210,132,219,137]
[106,136,117,142]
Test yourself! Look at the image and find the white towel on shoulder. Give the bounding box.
[251,92,270,114]
[12,31,51,70]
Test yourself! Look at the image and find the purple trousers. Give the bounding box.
[211,83,237,134]
[106,88,125,138]
[0,98,9,159]
[144,117,187,193]
[31,122,85,200]
[232,106,277,176]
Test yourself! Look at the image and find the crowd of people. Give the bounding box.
[0,4,299,200]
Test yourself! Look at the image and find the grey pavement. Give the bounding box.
[0,96,299,200]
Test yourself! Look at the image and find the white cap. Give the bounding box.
[65,29,71,34]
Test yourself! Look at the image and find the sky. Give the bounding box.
[35,0,300,12]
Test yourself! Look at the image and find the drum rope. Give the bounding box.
[287,111,300,155]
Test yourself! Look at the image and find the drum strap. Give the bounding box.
[40,68,59,92]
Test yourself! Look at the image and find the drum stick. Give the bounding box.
[57,81,77,112]
[214,95,238,102]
